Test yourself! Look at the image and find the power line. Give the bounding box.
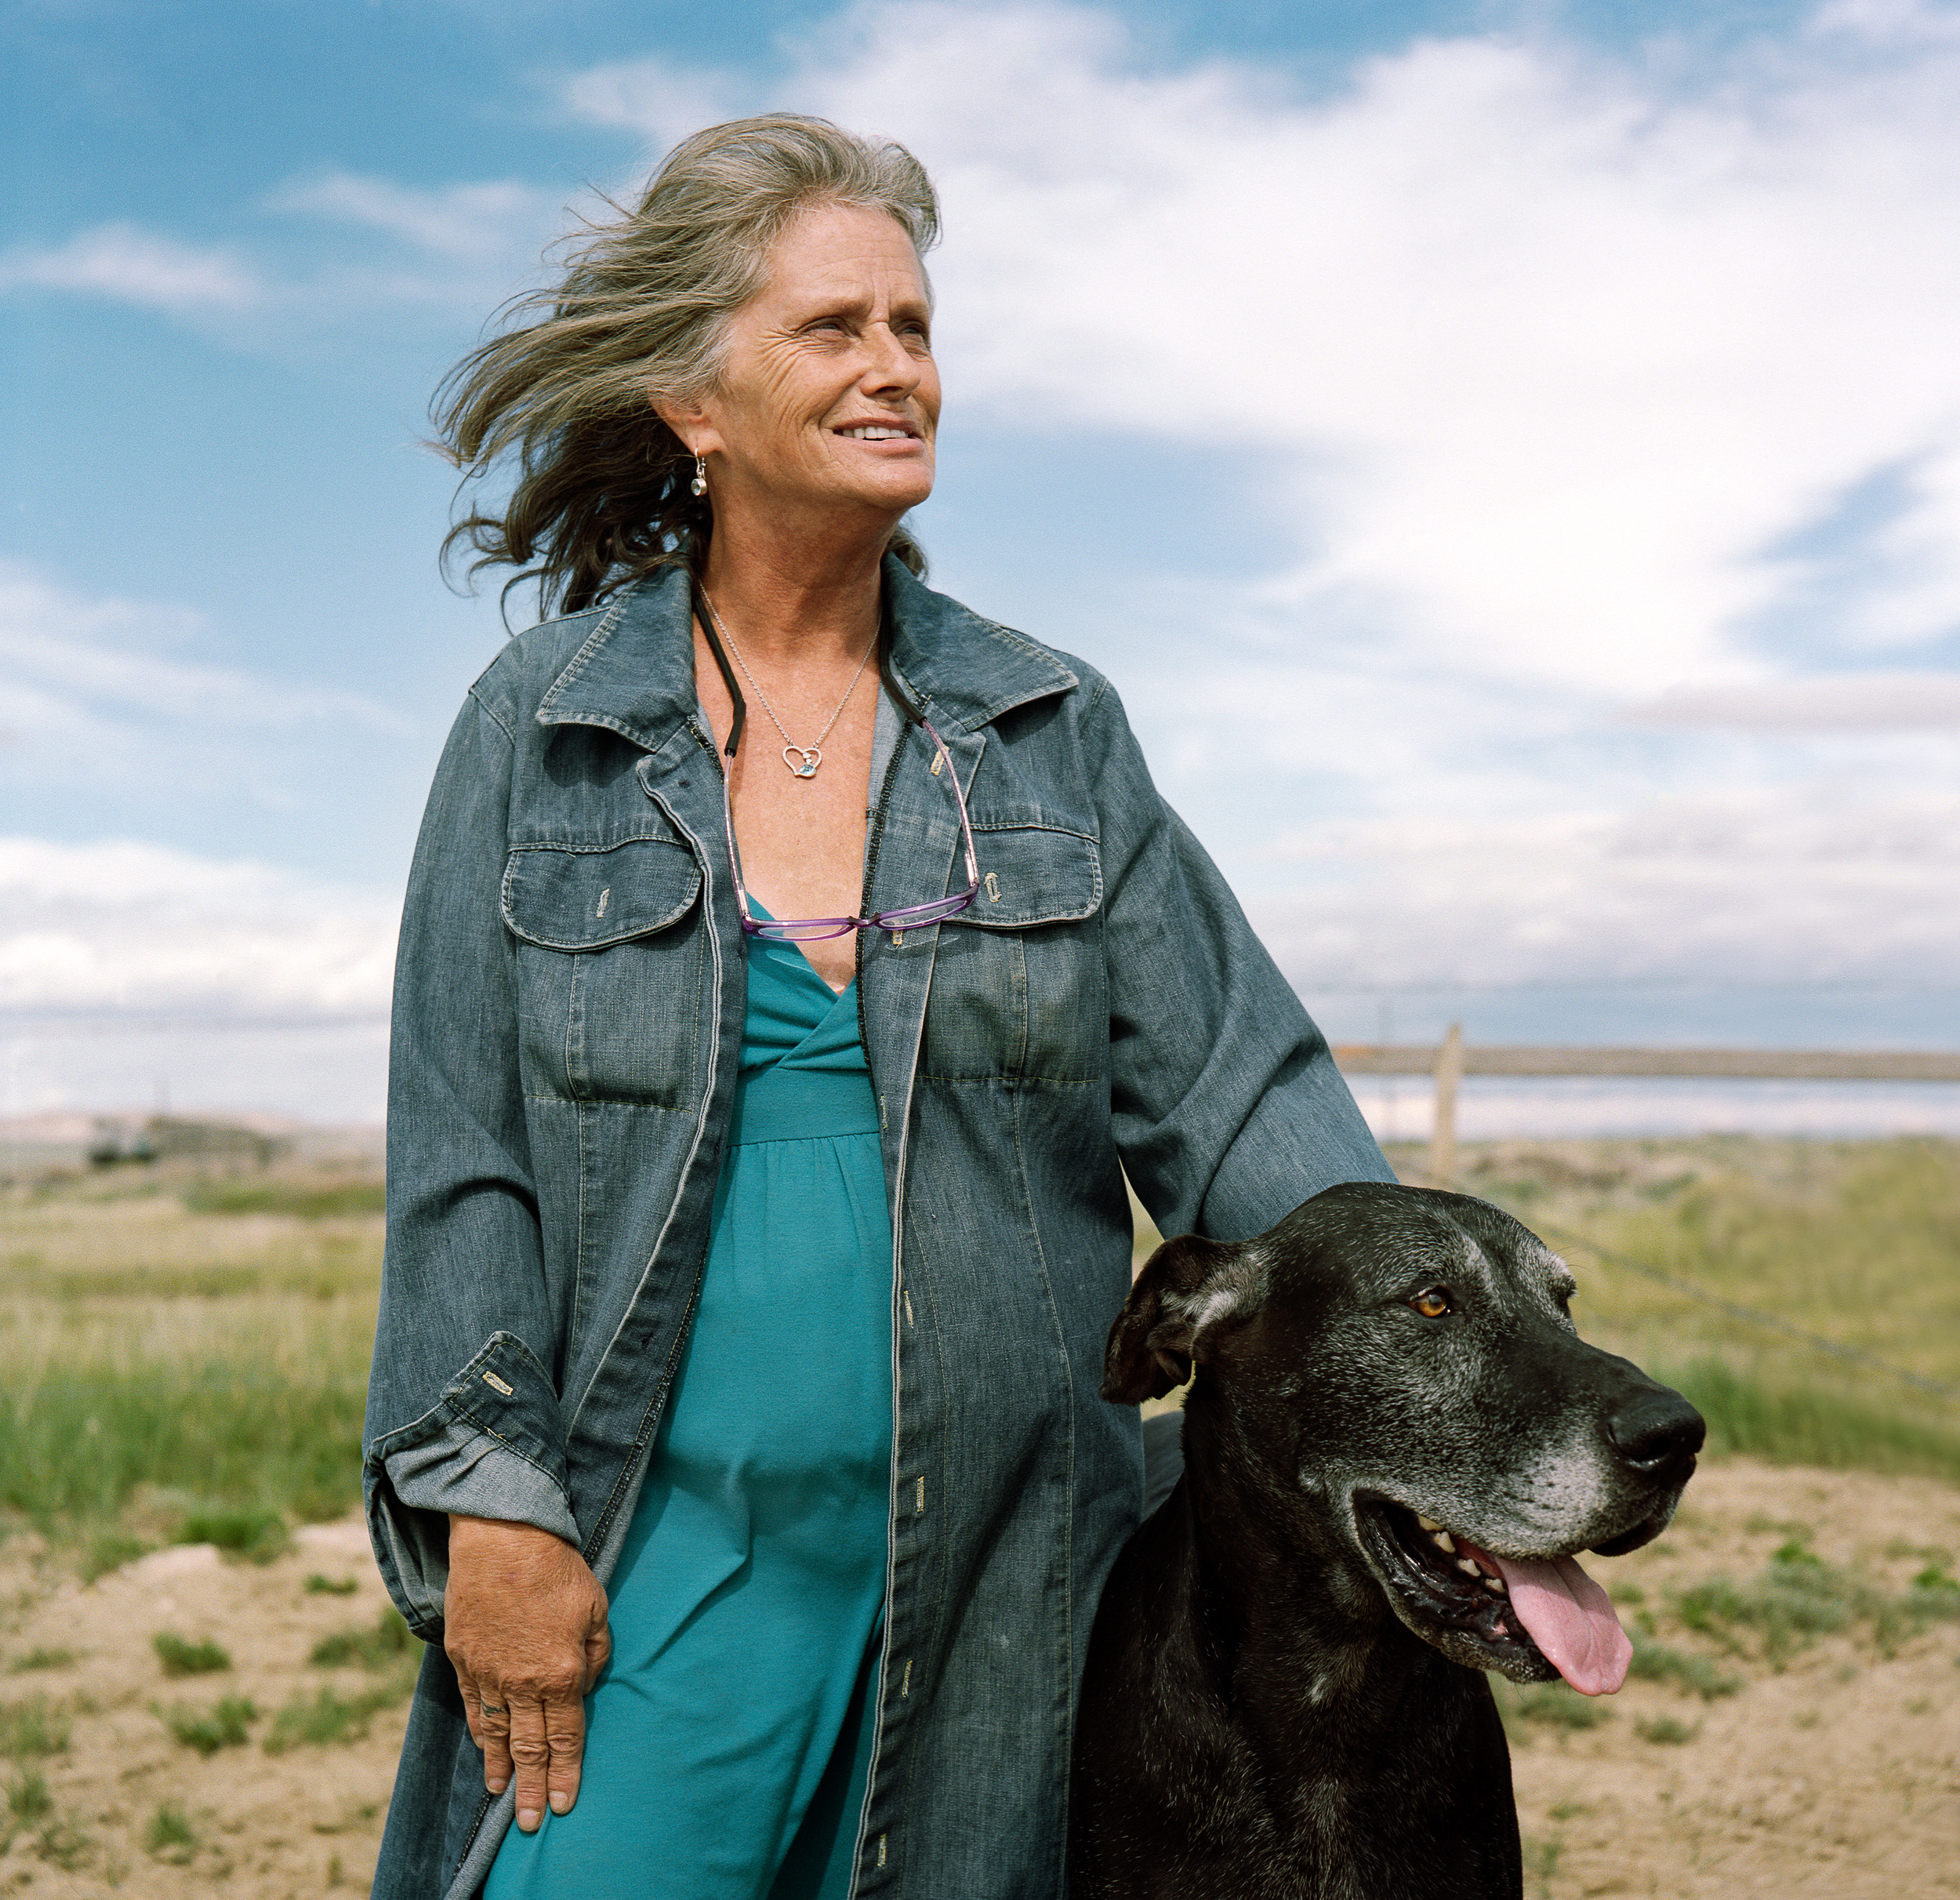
[1408,1162,1959,1404]
[1538,1215,1958,1405]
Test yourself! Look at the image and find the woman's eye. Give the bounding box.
[1409,1287,1453,1319]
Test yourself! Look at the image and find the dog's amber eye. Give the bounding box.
[1409,1287,1452,1318]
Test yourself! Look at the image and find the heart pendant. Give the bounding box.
[783,746,822,778]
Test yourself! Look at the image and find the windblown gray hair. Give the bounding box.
[434,114,939,619]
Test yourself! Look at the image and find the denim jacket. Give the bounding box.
[363,558,1392,1899]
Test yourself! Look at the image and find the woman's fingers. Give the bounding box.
[470,1686,514,1796]
[506,1692,554,1832]
[581,1601,613,1694]
[542,1687,589,1820]
[465,1683,583,1829]
[443,1515,611,1821]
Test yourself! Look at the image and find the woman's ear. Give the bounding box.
[652,395,721,461]
[1101,1233,1259,1404]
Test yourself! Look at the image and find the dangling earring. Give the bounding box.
[690,455,708,499]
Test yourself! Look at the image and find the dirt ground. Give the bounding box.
[2,1460,1957,1898]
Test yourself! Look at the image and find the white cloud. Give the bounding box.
[561,1,1960,701]
[0,561,408,776]
[267,173,564,263]
[2,180,572,332]
[561,57,747,152]
[1624,672,1960,730]
[0,837,395,1121]
[565,0,1960,1004]
[0,835,395,1019]
[1251,787,1960,989]
[0,223,260,312]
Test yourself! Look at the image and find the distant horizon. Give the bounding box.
[12,1045,1960,1142]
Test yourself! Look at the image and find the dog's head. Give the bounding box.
[1104,1182,1703,1693]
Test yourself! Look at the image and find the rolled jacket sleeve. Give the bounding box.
[363,688,579,1639]
[1083,676,1395,1242]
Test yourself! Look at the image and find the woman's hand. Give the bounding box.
[445,1515,612,1833]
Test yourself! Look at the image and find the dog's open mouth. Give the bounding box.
[1354,1499,1633,1695]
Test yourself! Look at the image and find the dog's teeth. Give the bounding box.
[1429,1530,1456,1555]
[1455,1557,1481,1578]
[1481,1575,1507,1595]
[1416,1515,1444,1533]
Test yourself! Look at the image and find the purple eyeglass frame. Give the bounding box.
[695,582,982,943]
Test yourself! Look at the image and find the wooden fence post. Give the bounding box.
[1428,1023,1463,1188]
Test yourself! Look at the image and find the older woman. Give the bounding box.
[364,115,1389,1900]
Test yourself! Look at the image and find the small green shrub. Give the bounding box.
[5,1648,74,1675]
[305,1573,359,1597]
[144,1799,194,1858]
[161,1697,256,1757]
[1672,1539,1955,1666]
[1494,1680,1615,1741]
[0,1694,70,1757]
[152,1633,230,1678]
[1874,1577,1960,1655]
[32,1815,94,1870]
[78,1533,148,1582]
[177,1508,287,1563]
[5,1766,50,1820]
[1522,1833,1563,1898]
[1636,1713,1701,1745]
[1627,1637,1744,1700]
[310,1608,410,1671]
[263,1674,414,1754]
[1675,1539,1871,1667]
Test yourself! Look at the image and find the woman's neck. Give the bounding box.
[698,507,892,666]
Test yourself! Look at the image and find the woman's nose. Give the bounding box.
[858,323,923,395]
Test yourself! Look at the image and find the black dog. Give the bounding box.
[1071,1182,1704,1899]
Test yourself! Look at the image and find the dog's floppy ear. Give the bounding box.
[1102,1233,1263,1404]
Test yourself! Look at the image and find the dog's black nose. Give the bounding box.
[1605,1389,1705,1473]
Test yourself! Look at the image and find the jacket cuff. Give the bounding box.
[363,1331,579,1638]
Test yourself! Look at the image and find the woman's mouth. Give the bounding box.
[834,423,917,441]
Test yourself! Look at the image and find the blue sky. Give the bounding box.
[6,0,1960,1120]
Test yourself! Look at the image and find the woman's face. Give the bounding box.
[675,201,940,526]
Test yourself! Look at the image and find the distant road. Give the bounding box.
[1330,1045,1960,1081]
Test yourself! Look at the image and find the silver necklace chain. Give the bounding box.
[701,590,876,779]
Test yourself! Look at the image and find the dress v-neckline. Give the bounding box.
[746,900,858,1011]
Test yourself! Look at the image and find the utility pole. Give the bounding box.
[1428,1023,1463,1189]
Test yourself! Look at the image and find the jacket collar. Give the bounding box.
[535,556,1077,750]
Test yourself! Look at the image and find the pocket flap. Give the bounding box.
[961,823,1102,929]
[502,838,702,950]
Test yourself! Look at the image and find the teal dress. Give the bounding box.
[486,919,893,1898]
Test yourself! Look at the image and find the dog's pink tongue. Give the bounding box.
[1465,1542,1632,1695]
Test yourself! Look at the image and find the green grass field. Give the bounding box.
[1438,1136,1960,1481]
[1140,1135,1960,1483]
[1,1160,382,1557]
[2,1135,1957,1568]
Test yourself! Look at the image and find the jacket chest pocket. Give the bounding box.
[502,837,706,1107]
[920,823,1105,1083]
